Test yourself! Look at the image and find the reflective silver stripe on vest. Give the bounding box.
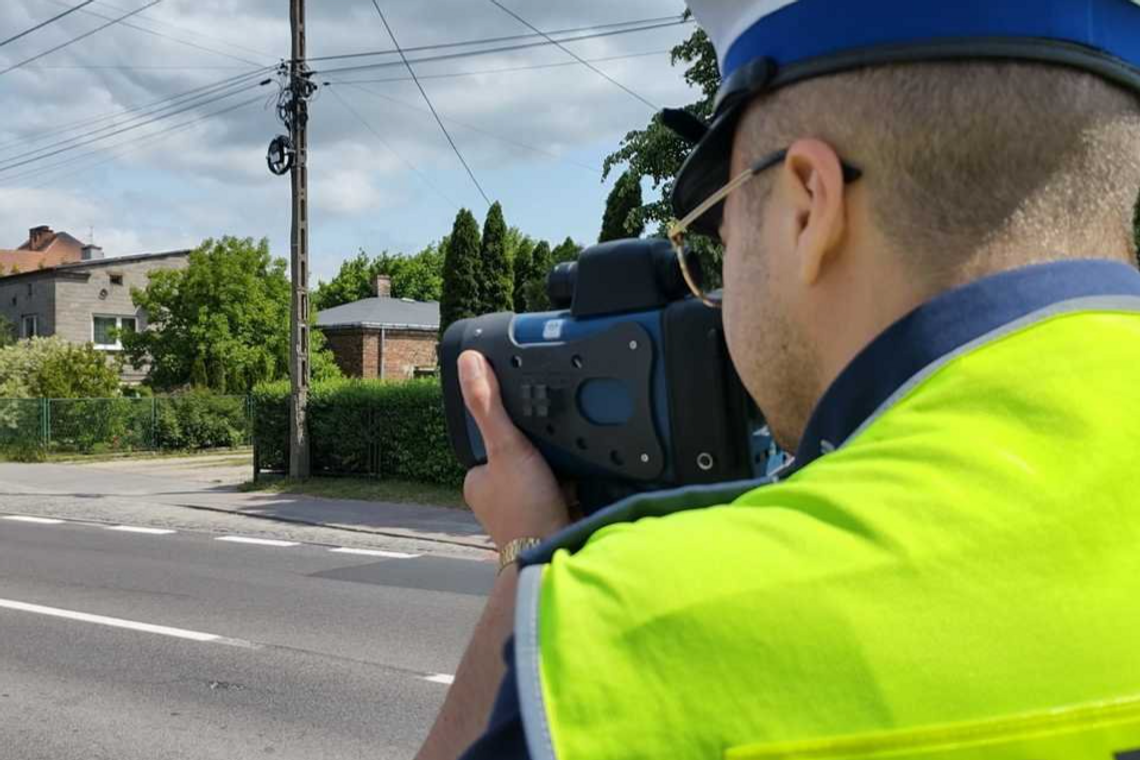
[517,564,558,760]
[843,295,1140,448]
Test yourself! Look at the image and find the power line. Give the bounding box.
[80,0,278,61]
[324,49,670,86]
[0,79,267,175]
[330,81,601,174]
[303,14,685,63]
[326,85,459,210]
[487,0,657,110]
[0,66,274,154]
[0,1,99,49]
[367,0,491,207]
[0,78,265,173]
[0,21,680,154]
[42,0,272,67]
[3,95,263,189]
[0,70,268,165]
[25,64,252,70]
[313,19,689,77]
[0,0,167,78]
[11,17,688,73]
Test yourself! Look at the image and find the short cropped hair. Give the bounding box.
[740,62,1140,278]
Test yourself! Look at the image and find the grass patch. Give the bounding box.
[45,446,252,465]
[0,445,48,463]
[242,475,466,509]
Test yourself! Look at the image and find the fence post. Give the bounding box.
[151,396,158,450]
[250,395,259,483]
[41,398,49,449]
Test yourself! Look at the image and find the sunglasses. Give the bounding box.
[668,148,863,308]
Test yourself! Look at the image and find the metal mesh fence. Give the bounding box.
[0,399,46,452]
[0,396,252,455]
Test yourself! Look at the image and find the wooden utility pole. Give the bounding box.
[288,0,311,478]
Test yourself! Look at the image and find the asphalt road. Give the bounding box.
[0,512,495,760]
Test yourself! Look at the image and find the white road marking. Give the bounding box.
[2,515,65,525]
[106,526,176,535]
[0,597,255,648]
[423,674,455,685]
[215,536,299,547]
[330,547,421,559]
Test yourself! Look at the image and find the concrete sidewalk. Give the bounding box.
[0,461,490,550]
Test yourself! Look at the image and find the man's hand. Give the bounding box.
[416,351,567,760]
[458,350,570,549]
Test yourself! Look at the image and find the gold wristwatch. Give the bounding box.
[498,537,544,573]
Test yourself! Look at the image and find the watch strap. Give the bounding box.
[498,537,544,573]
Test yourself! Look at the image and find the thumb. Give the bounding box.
[458,350,530,459]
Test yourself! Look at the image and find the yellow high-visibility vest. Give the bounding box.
[514,262,1140,760]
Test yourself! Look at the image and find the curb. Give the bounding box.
[172,502,495,553]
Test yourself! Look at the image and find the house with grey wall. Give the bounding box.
[0,247,190,382]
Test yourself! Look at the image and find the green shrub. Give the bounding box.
[48,398,151,453]
[0,392,249,455]
[374,381,465,487]
[251,379,464,487]
[0,398,45,460]
[155,392,249,450]
[0,337,120,399]
[251,381,290,471]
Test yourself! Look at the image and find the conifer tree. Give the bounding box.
[512,241,535,313]
[479,202,513,313]
[599,170,645,242]
[439,209,482,339]
[552,237,582,265]
[524,240,554,312]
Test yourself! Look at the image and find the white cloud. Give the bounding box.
[0,0,701,265]
[313,167,391,215]
[0,188,101,243]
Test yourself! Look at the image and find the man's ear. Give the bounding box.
[782,138,848,286]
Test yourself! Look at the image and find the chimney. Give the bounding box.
[374,274,392,298]
[81,244,104,261]
[28,226,52,250]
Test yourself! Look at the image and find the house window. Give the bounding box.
[93,315,137,349]
[110,274,123,286]
[21,315,38,338]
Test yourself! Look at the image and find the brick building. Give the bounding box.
[0,226,190,382]
[317,276,440,380]
[0,225,86,274]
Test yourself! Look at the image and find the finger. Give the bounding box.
[463,465,487,510]
[458,350,532,459]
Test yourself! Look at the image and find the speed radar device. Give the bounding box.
[440,238,766,513]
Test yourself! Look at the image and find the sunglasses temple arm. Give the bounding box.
[676,167,759,234]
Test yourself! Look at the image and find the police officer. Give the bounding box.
[418,1,1140,757]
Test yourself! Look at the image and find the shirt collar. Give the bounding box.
[786,259,1140,477]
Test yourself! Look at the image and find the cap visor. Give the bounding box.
[671,102,747,238]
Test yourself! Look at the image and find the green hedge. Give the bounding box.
[49,398,153,453]
[0,398,46,460]
[0,394,250,456]
[155,392,250,450]
[251,379,464,487]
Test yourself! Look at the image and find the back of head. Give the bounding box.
[740,61,1140,285]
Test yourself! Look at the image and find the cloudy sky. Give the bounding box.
[0,0,699,283]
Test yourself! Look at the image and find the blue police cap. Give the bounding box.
[672,0,1140,234]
